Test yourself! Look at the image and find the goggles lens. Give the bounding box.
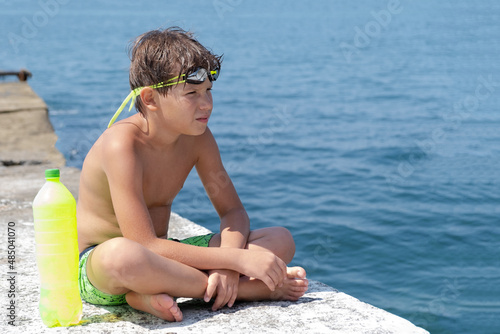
[185,67,219,84]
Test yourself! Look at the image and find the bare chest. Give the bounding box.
[141,150,195,207]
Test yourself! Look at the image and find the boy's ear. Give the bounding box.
[140,87,158,111]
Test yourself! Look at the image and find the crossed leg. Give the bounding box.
[84,227,308,322]
[85,237,206,322]
[208,226,308,303]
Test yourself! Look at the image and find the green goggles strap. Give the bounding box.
[107,89,137,128]
[107,76,186,128]
[107,69,218,128]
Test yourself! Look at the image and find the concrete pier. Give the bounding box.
[0,81,65,167]
[0,82,429,333]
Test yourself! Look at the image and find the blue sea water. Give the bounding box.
[2,1,499,333]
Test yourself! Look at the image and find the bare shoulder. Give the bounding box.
[80,122,145,189]
[192,127,226,182]
[99,122,151,171]
[101,122,143,155]
[192,127,220,160]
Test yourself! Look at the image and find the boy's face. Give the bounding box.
[155,78,213,136]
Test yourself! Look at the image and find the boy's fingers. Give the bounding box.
[276,256,286,277]
[212,284,232,310]
[271,257,286,287]
[212,291,225,310]
[263,276,276,291]
[228,287,238,308]
[222,285,232,308]
[279,259,287,284]
[268,268,279,288]
[205,278,217,302]
[271,259,286,287]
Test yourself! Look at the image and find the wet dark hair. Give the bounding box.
[128,27,222,113]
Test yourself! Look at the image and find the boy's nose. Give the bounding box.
[199,93,213,111]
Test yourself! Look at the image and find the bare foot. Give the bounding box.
[126,292,183,322]
[270,266,309,301]
[238,266,308,302]
[287,266,307,279]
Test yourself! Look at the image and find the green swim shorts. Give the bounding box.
[78,245,127,305]
[78,233,215,306]
[168,233,215,247]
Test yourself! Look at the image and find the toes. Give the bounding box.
[286,266,307,279]
[172,307,183,322]
[285,278,309,287]
[152,295,183,322]
[156,294,175,308]
[288,284,309,292]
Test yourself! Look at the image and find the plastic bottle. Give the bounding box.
[32,169,82,327]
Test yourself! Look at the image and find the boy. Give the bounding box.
[77,27,308,322]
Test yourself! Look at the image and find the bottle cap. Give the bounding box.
[45,169,60,179]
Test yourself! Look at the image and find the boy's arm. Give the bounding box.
[194,128,250,248]
[194,128,252,308]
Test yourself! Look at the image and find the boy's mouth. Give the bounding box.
[196,115,210,123]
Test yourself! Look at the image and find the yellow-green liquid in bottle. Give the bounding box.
[33,169,82,327]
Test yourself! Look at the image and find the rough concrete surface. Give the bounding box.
[0,82,429,333]
[0,82,65,167]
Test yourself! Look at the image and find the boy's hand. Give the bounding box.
[239,251,287,291]
[204,269,239,310]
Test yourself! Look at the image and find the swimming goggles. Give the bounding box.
[107,67,219,128]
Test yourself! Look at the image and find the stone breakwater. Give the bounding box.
[0,82,429,333]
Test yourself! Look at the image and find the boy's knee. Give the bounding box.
[97,237,146,285]
[274,226,295,261]
[272,226,295,246]
[259,226,295,263]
